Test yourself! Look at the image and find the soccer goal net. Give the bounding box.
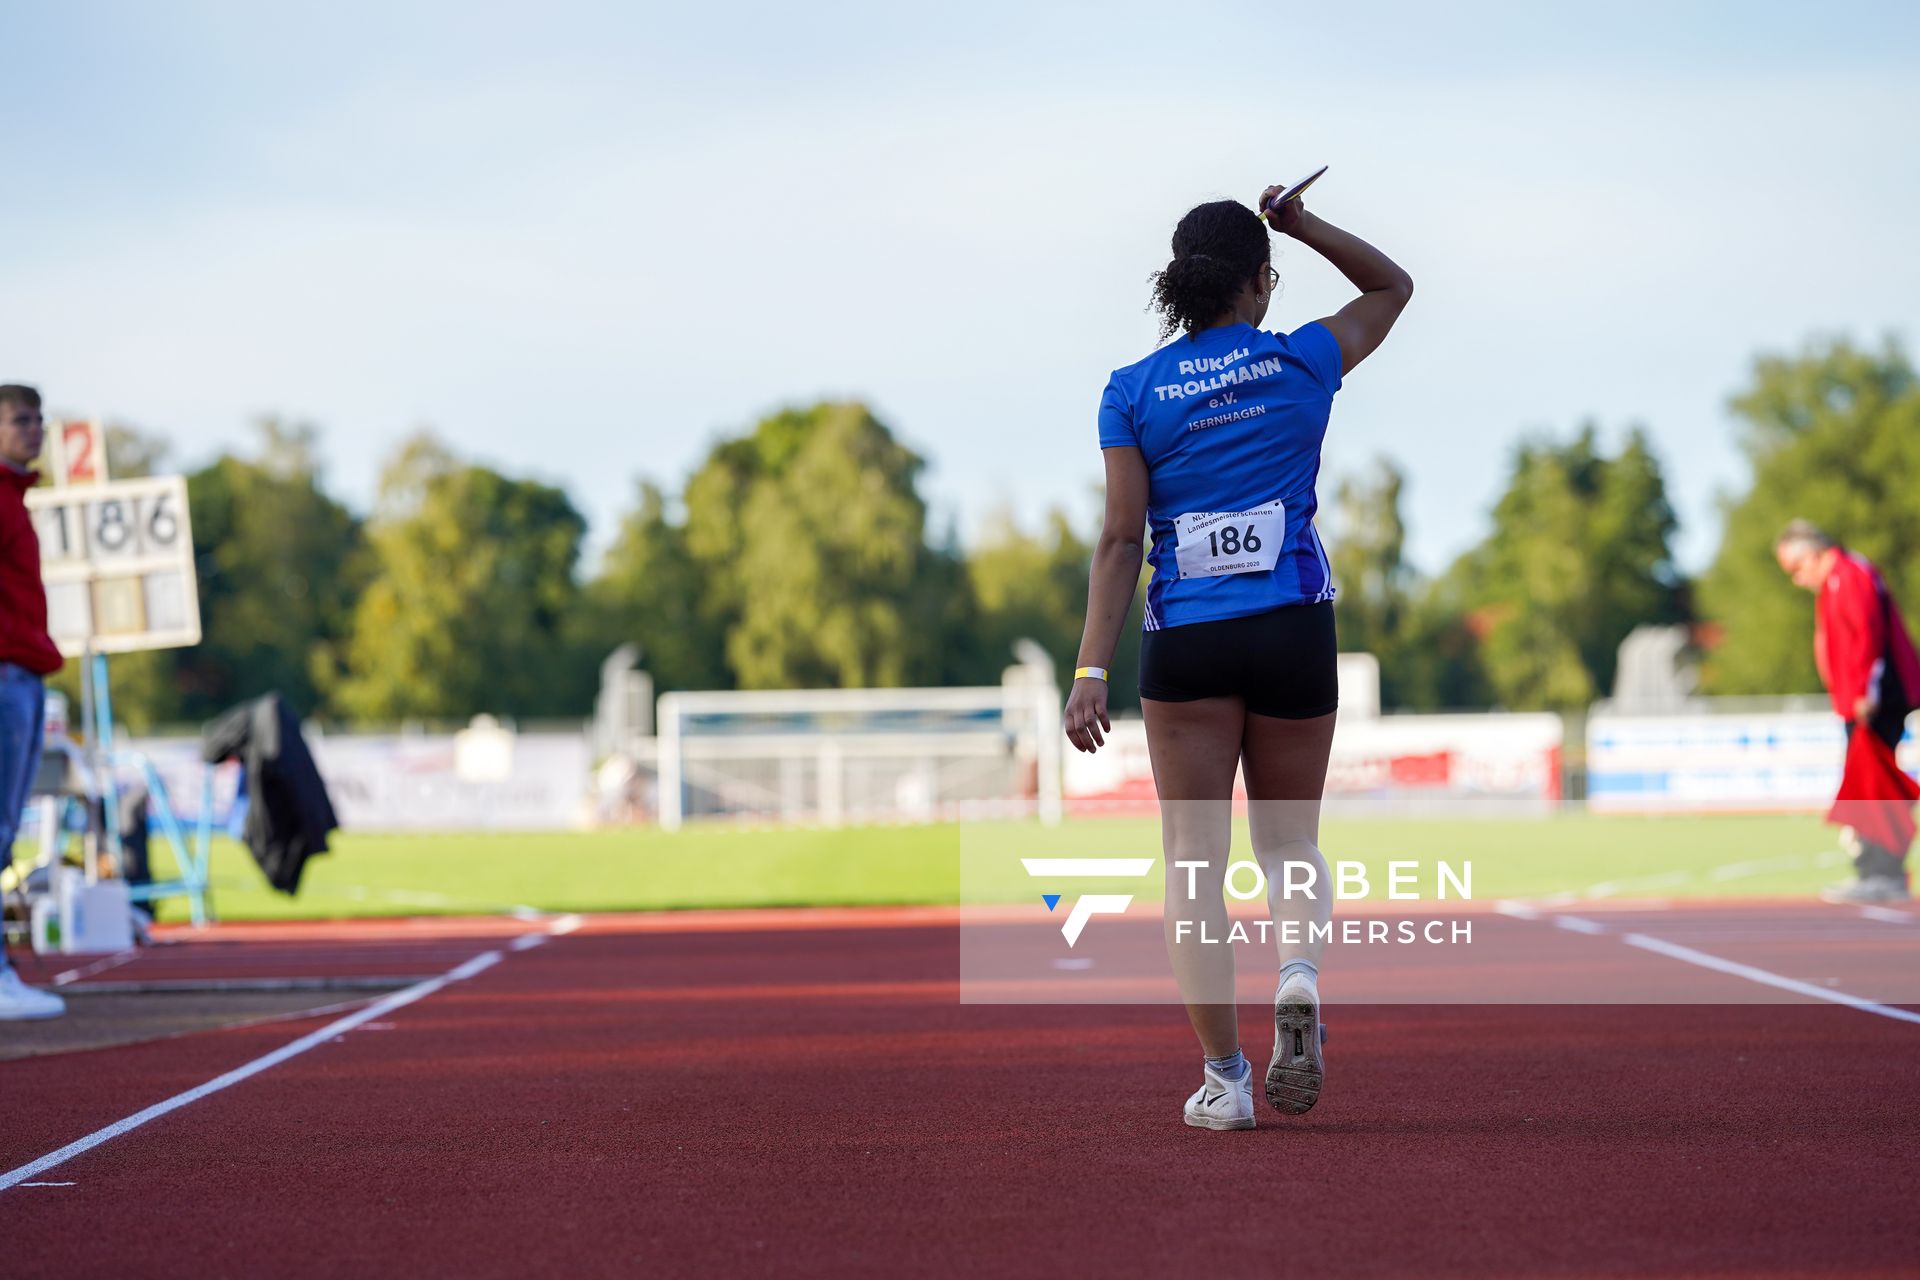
[654,660,1062,830]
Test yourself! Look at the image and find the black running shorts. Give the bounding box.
[1137,600,1338,719]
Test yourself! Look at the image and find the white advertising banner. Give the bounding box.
[1064,713,1564,815]
[125,730,590,831]
[1586,710,1919,813]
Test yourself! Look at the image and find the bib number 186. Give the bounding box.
[1207,524,1260,557]
[1173,502,1285,579]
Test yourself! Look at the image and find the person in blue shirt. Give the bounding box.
[1064,185,1411,1130]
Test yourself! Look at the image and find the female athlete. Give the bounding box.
[1063,184,1412,1130]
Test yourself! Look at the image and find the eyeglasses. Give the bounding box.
[1263,266,1280,291]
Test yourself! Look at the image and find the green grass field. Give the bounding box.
[123,811,1848,924]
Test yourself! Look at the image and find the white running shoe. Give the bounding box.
[1265,970,1324,1115]
[1183,1062,1256,1131]
[0,966,66,1021]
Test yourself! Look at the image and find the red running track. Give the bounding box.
[7,908,1920,1279]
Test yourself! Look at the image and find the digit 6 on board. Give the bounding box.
[148,492,178,544]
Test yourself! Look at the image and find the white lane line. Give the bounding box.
[20,1182,76,1187]
[1559,850,1848,905]
[1859,906,1914,925]
[510,913,584,951]
[1554,915,1608,935]
[52,949,140,986]
[1708,853,1831,882]
[1620,932,1920,1027]
[1585,871,1691,899]
[0,936,531,1194]
[1494,901,1540,920]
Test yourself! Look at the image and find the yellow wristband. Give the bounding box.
[1074,666,1109,682]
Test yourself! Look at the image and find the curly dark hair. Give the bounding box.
[1148,200,1270,341]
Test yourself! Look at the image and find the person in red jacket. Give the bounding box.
[0,384,66,1020]
[1775,519,1920,903]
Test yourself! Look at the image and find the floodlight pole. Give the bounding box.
[1034,676,1063,827]
[658,693,683,831]
[1011,640,1064,827]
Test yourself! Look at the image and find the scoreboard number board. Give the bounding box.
[41,417,110,488]
[26,474,202,655]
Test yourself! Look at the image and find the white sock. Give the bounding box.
[1279,958,1318,989]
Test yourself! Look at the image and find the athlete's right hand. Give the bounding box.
[1259,184,1305,235]
[1063,679,1111,753]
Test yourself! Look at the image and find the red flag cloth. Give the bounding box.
[1827,727,1920,856]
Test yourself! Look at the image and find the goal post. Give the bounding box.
[655,662,1062,830]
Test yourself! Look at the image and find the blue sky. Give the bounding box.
[3,0,1916,573]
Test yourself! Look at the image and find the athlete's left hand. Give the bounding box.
[1855,694,1878,725]
[1064,679,1111,753]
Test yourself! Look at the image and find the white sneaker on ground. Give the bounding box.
[1820,876,1911,905]
[1266,970,1325,1115]
[1183,1062,1256,1131]
[0,966,66,1021]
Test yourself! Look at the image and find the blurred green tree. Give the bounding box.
[173,419,367,721]
[1329,458,1417,705]
[682,402,946,689]
[1323,458,1495,711]
[582,479,731,694]
[1698,337,1920,695]
[1454,425,1685,711]
[1329,458,1410,656]
[965,505,1107,692]
[1390,567,1496,711]
[329,432,588,721]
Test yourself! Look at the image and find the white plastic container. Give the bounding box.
[39,867,135,954]
[30,893,61,954]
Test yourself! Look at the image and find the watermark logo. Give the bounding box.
[1021,857,1155,946]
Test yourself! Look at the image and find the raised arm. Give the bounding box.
[1063,445,1149,752]
[1262,193,1413,376]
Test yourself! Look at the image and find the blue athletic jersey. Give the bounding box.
[1098,321,1343,630]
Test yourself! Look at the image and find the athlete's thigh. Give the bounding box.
[1141,695,1245,801]
[1240,710,1336,847]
